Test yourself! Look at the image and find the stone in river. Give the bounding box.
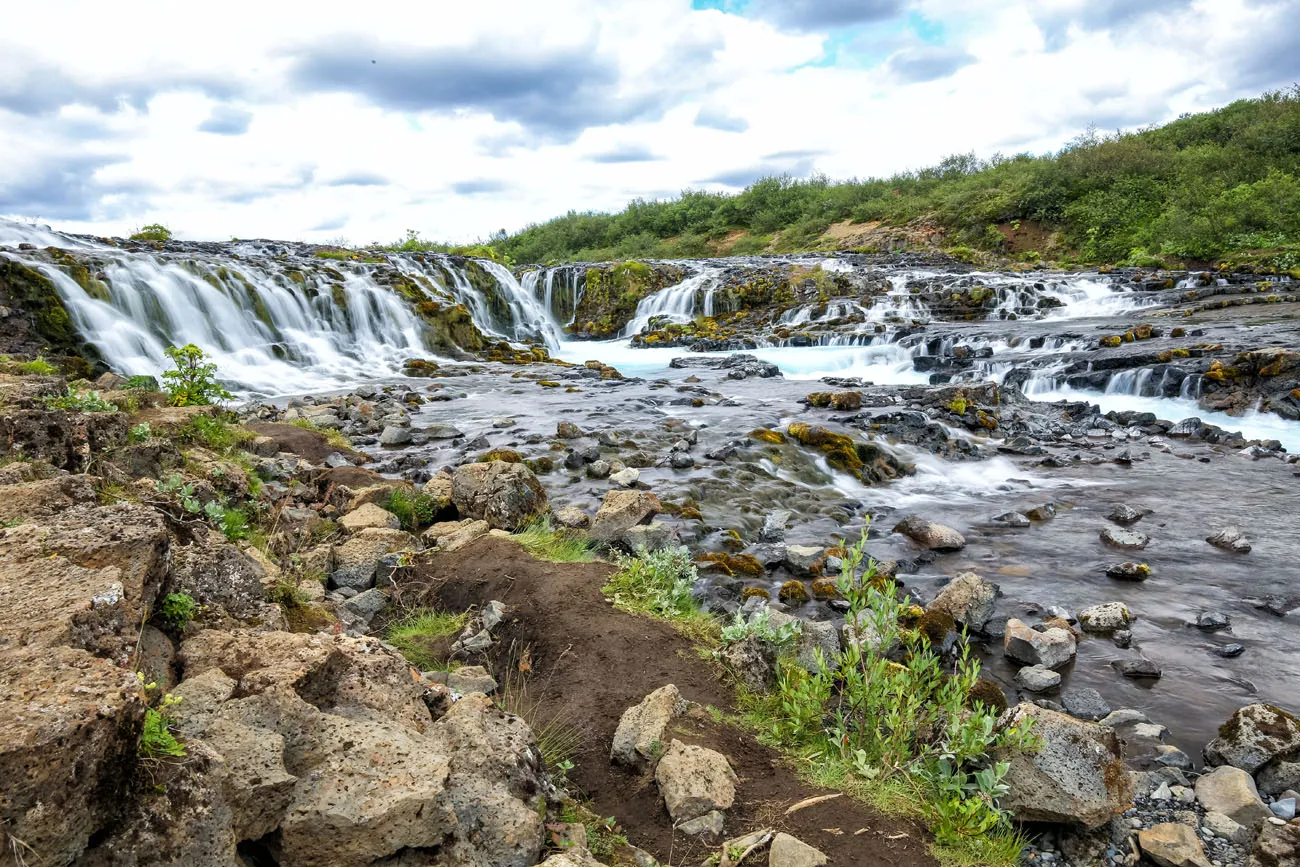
[893,516,965,552]
[1206,526,1251,553]
[1212,643,1245,658]
[993,511,1031,528]
[1108,504,1148,525]
[1195,611,1231,632]
[1062,687,1111,721]
[1100,526,1149,550]
[1113,657,1162,679]
[1004,618,1076,670]
[1106,561,1150,581]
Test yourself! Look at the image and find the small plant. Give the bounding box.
[161,344,232,407]
[204,501,249,541]
[602,547,718,644]
[136,674,185,759]
[159,592,199,631]
[129,422,153,442]
[156,474,202,513]
[500,645,585,770]
[386,609,469,670]
[130,223,173,242]
[125,374,159,390]
[17,356,57,375]
[42,389,115,412]
[720,606,802,650]
[182,415,253,452]
[513,518,595,563]
[386,488,438,531]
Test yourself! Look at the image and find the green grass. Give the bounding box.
[42,389,115,412]
[499,645,585,770]
[386,488,438,531]
[386,609,468,670]
[289,417,353,450]
[512,519,596,563]
[17,356,57,375]
[179,415,255,452]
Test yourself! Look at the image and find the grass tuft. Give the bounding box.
[386,609,468,671]
[512,518,596,563]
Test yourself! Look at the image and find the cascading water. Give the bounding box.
[622,267,721,336]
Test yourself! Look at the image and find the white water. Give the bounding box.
[622,267,720,336]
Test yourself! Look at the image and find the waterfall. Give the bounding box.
[0,220,569,395]
[622,267,720,336]
[1105,368,1154,396]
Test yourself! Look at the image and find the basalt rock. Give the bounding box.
[451,460,548,531]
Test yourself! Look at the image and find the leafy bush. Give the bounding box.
[161,344,232,407]
[42,389,115,412]
[205,501,249,541]
[17,356,57,375]
[753,533,1037,857]
[137,676,185,759]
[183,415,253,452]
[385,488,438,530]
[130,223,173,242]
[602,547,717,643]
[720,606,801,650]
[129,422,152,442]
[159,592,198,630]
[125,374,159,390]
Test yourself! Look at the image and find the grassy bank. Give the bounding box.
[420,87,1300,272]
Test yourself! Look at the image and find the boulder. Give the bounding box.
[622,521,676,552]
[893,516,965,552]
[769,832,829,867]
[995,703,1133,828]
[554,506,591,529]
[331,527,419,590]
[1137,822,1212,867]
[429,519,491,552]
[0,472,97,522]
[1257,760,1300,798]
[926,572,997,632]
[1061,688,1111,722]
[1004,618,1077,670]
[1100,527,1150,550]
[1015,664,1062,693]
[171,528,271,622]
[1207,526,1252,554]
[654,739,738,822]
[379,424,412,446]
[1204,703,1300,774]
[1078,602,1133,633]
[339,502,401,531]
[609,467,640,487]
[610,684,686,771]
[1249,819,1300,867]
[589,489,661,543]
[719,634,777,692]
[451,460,548,531]
[1194,765,1272,826]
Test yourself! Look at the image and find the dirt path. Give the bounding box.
[401,537,936,866]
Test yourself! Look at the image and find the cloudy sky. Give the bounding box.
[1,0,1296,244]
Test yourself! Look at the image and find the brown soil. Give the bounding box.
[244,422,368,464]
[995,220,1056,256]
[400,536,936,866]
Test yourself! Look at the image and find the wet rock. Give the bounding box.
[893,516,965,552]
[1195,611,1232,631]
[994,511,1031,527]
[926,571,998,632]
[611,684,687,771]
[769,832,829,867]
[590,490,661,543]
[1214,642,1246,658]
[1204,703,1300,773]
[1257,760,1300,797]
[669,452,694,469]
[1062,688,1112,722]
[554,506,590,529]
[1079,601,1133,633]
[451,460,548,531]
[760,509,792,542]
[1113,657,1163,679]
[379,424,412,446]
[1004,618,1077,670]
[1207,526,1252,553]
[995,703,1133,828]
[1113,629,1133,648]
[1194,765,1272,825]
[556,421,583,438]
[586,459,611,479]
[1015,664,1062,693]
[421,422,463,439]
[1168,418,1206,437]
[339,502,401,532]
[1101,526,1150,550]
[782,545,823,575]
[610,467,640,487]
[1137,822,1212,867]
[1108,504,1149,525]
[1107,561,1150,581]
[1026,503,1057,521]
[654,739,738,822]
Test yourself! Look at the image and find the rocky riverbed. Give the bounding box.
[3,221,1300,866]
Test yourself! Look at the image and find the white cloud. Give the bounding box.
[0,0,1294,244]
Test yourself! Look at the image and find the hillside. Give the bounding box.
[486,87,1300,271]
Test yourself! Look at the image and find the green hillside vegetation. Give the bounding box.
[456,87,1300,271]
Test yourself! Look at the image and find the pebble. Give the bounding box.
[1212,643,1245,658]
[1195,611,1231,631]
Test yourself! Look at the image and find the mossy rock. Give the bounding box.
[810,578,840,601]
[741,587,770,601]
[967,679,1008,714]
[1099,335,1123,348]
[524,457,554,474]
[0,259,102,366]
[777,580,810,605]
[918,608,956,646]
[479,448,523,463]
[696,552,764,578]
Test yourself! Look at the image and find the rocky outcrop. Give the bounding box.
[451,460,547,531]
[1205,703,1300,774]
[995,703,1133,828]
[1004,618,1077,670]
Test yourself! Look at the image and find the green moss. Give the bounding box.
[777,580,810,605]
[748,428,787,445]
[696,552,764,578]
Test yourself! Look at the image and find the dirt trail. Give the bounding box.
[402,537,936,866]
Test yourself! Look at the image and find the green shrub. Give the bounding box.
[720,606,801,650]
[42,389,115,412]
[385,488,437,530]
[17,356,57,375]
[183,415,253,452]
[386,609,468,670]
[129,422,152,442]
[130,223,173,242]
[159,592,198,630]
[161,344,232,407]
[602,548,717,643]
[754,532,1037,858]
[137,677,185,759]
[125,374,159,390]
[205,501,249,541]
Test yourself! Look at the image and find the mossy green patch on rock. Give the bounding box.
[570,261,685,338]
